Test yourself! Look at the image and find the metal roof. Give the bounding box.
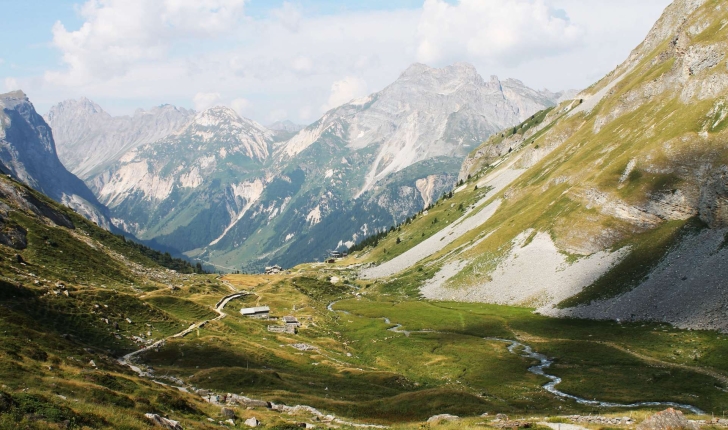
[240,306,270,315]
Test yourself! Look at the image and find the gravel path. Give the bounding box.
[361,168,526,279]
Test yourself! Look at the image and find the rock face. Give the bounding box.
[0,91,112,228]
[53,62,562,271]
[278,62,566,197]
[637,408,697,430]
[45,98,194,180]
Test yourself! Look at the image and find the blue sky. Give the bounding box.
[1,0,671,123]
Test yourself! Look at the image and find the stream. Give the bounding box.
[328,302,704,415]
[486,338,704,415]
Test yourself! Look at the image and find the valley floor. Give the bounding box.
[117,272,728,426]
[2,263,728,429]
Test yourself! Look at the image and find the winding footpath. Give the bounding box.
[118,291,386,428]
[118,290,250,377]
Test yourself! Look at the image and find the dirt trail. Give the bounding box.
[597,341,728,386]
[118,290,250,376]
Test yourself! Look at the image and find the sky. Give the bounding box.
[0,0,672,125]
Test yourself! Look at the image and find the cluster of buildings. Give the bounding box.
[239,305,301,334]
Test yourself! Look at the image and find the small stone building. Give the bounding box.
[240,306,270,318]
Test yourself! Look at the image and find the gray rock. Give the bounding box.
[221,407,235,419]
[144,413,183,430]
[244,416,260,427]
[637,408,698,430]
[427,414,460,424]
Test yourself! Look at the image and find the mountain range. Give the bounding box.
[45,62,569,271]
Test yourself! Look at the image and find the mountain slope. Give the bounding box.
[46,98,194,180]
[354,0,728,332]
[277,63,566,197]
[0,91,112,228]
[92,107,274,244]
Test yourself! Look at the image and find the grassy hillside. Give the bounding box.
[347,0,728,326]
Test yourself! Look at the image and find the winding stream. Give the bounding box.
[329,301,704,415]
[486,338,704,415]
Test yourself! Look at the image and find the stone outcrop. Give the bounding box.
[426,414,460,424]
[144,413,183,430]
[637,408,697,430]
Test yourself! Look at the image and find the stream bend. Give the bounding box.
[328,303,705,415]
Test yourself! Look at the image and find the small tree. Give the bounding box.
[396,237,401,244]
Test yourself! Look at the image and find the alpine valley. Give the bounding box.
[48,63,571,272]
[2,0,728,429]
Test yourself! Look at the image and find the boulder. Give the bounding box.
[221,407,235,419]
[244,417,260,427]
[427,414,460,424]
[144,413,183,430]
[637,408,698,430]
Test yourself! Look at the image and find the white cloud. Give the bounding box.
[4,78,20,92]
[0,58,5,65]
[268,108,288,122]
[291,56,314,74]
[193,92,222,111]
[416,0,582,67]
[230,97,252,116]
[321,76,368,112]
[272,2,302,32]
[30,0,671,122]
[45,0,245,85]
[298,105,313,122]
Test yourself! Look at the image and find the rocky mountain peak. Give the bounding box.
[183,106,272,144]
[393,62,485,93]
[47,98,195,179]
[0,90,29,106]
[0,90,112,228]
